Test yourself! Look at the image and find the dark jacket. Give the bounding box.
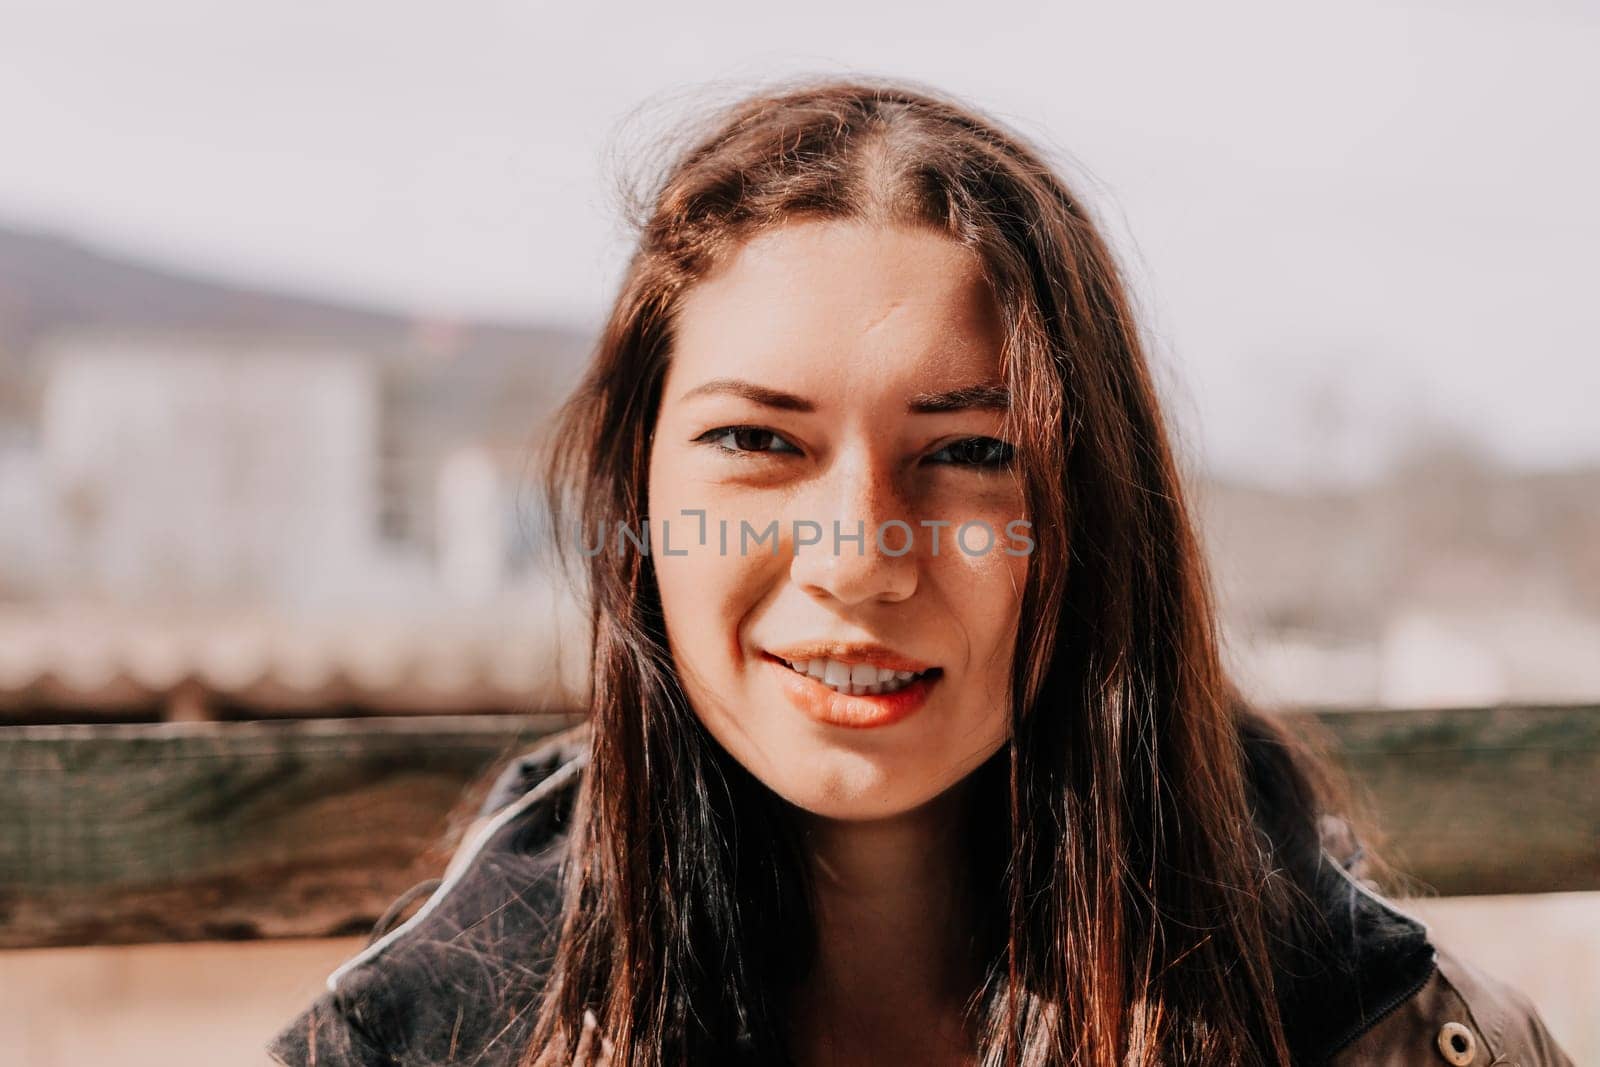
[269,725,1573,1067]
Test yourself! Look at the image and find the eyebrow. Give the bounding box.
[906,382,1011,413]
[678,378,1010,414]
[679,378,816,412]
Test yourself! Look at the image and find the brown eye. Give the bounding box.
[697,425,802,456]
[927,436,1014,470]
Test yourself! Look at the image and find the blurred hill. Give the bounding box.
[1202,446,1600,635]
[0,223,592,368]
[1199,439,1600,707]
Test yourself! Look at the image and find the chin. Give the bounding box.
[753,741,974,822]
[688,689,1009,823]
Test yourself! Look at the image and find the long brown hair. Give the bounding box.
[527,76,1335,1066]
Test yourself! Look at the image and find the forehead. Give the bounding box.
[669,220,1005,384]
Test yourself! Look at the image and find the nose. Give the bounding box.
[788,455,919,606]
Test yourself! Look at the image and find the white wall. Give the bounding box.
[35,335,380,609]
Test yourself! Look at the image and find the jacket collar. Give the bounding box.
[1274,852,1438,1064]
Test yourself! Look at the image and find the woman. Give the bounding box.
[271,78,1572,1066]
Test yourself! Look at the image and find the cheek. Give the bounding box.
[653,535,727,663]
[939,544,1027,723]
[650,510,773,705]
[648,445,787,679]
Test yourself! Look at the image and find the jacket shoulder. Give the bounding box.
[478,721,592,818]
[267,723,590,1067]
[1332,940,1574,1066]
[1290,844,1574,1067]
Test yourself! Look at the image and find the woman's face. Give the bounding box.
[646,219,1028,820]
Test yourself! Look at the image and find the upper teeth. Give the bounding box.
[780,657,927,696]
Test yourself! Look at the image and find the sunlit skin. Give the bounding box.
[645,220,1029,1065]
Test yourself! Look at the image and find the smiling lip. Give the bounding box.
[762,642,936,674]
[760,646,941,729]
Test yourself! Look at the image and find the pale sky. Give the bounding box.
[1,0,1595,486]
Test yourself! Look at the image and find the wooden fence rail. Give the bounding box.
[1,705,1596,949]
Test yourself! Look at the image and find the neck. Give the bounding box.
[788,777,984,1060]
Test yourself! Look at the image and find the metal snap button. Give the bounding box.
[1436,1021,1476,1065]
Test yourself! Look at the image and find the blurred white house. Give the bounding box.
[33,332,380,609]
